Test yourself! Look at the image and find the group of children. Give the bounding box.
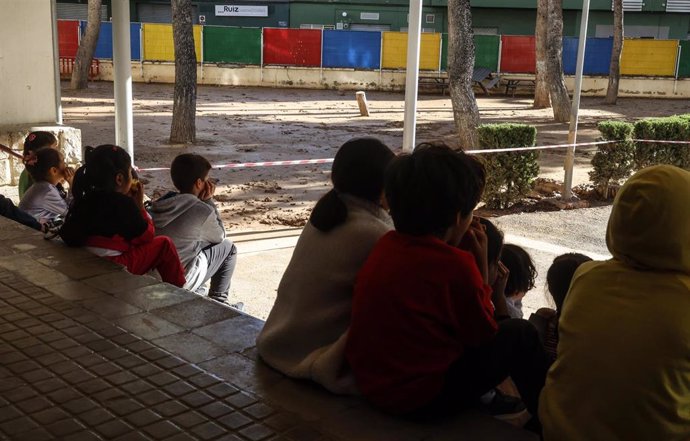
[7,132,237,303]
[258,138,594,432]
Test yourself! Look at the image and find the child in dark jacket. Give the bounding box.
[345,143,546,426]
[500,244,537,319]
[59,145,185,287]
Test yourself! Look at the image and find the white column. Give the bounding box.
[401,0,424,153]
[563,0,591,199]
[112,0,134,162]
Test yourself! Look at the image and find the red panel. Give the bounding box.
[500,36,536,73]
[263,29,322,67]
[58,20,80,58]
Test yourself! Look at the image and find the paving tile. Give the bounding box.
[85,321,125,338]
[180,391,215,408]
[126,340,156,354]
[191,421,227,440]
[19,427,54,441]
[36,254,121,280]
[148,371,179,387]
[263,413,296,432]
[63,345,93,359]
[162,380,197,398]
[225,391,259,409]
[0,406,23,423]
[124,408,163,428]
[152,298,239,329]
[104,398,144,417]
[239,423,275,441]
[4,385,38,402]
[166,433,198,441]
[43,280,108,301]
[150,332,227,365]
[170,410,207,429]
[83,272,159,295]
[112,432,149,441]
[62,430,104,441]
[100,347,130,361]
[63,397,100,415]
[217,411,253,430]
[105,370,138,386]
[115,283,197,311]
[62,369,97,386]
[155,355,186,370]
[121,379,155,396]
[75,378,112,395]
[32,407,72,425]
[36,351,69,367]
[153,400,188,417]
[45,418,86,437]
[47,387,83,404]
[198,401,234,418]
[114,354,148,370]
[137,390,173,407]
[115,313,184,340]
[94,419,134,438]
[15,396,53,413]
[33,377,69,394]
[206,382,240,399]
[22,367,56,382]
[244,403,276,419]
[193,315,264,353]
[111,333,140,346]
[2,350,28,364]
[89,362,123,377]
[92,388,129,404]
[79,408,116,426]
[142,420,185,438]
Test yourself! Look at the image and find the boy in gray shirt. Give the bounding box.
[150,154,237,303]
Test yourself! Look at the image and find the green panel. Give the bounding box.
[203,26,262,65]
[679,41,690,78]
[440,34,499,72]
[472,9,535,35]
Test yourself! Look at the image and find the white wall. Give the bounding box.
[0,0,60,127]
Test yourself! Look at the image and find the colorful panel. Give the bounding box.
[500,35,536,73]
[322,30,381,69]
[262,28,322,67]
[620,39,678,77]
[142,23,202,62]
[58,20,80,58]
[381,32,441,71]
[203,26,262,65]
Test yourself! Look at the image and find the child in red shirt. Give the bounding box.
[345,144,546,426]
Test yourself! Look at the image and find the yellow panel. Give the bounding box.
[620,39,678,77]
[143,23,203,62]
[382,32,441,71]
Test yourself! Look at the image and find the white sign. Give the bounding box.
[360,12,380,20]
[215,5,269,17]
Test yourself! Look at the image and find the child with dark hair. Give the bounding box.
[345,143,546,425]
[529,253,592,364]
[60,145,185,287]
[19,147,74,224]
[19,131,59,198]
[500,244,537,319]
[149,153,237,303]
[258,137,394,394]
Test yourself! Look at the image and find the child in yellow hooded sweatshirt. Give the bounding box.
[540,165,690,441]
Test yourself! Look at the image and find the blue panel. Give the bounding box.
[322,30,381,69]
[79,21,141,60]
[562,37,613,75]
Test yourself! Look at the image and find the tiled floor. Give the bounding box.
[0,217,537,441]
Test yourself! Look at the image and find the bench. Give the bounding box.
[418,67,502,96]
[503,74,537,97]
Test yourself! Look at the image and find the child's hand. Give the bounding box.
[62,166,75,187]
[462,218,489,284]
[129,180,145,210]
[199,179,216,201]
[492,261,510,301]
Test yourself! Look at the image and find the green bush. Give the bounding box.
[477,123,539,209]
[589,121,635,199]
[633,116,690,170]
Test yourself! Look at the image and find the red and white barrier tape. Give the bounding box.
[134,138,690,172]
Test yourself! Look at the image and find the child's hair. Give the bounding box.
[310,137,394,232]
[24,147,62,182]
[479,217,503,266]
[72,145,132,201]
[501,244,537,297]
[547,253,592,311]
[170,153,212,193]
[23,131,57,154]
[385,142,485,237]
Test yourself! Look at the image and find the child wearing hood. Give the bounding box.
[149,154,237,303]
[540,165,690,441]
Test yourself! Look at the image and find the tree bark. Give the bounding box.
[605,0,623,104]
[546,0,571,122]
[170,0,197,144]
[533,0,551,108]
[447,0,479,149]
[70,0,102,90]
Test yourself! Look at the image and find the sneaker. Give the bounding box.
[42,217,64,241]
[479,389,526,418]
[228,302,244,312]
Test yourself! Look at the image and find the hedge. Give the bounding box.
[589,121,635,198]
[477,123,539,209]
[633,116,690,170]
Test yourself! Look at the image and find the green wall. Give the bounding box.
[584,11,690,39]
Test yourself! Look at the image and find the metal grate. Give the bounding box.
[611,0,643,11]
[666,0,690,12]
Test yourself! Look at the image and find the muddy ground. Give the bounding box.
[60,81,687,231]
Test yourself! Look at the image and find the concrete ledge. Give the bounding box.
[0,216,537,440]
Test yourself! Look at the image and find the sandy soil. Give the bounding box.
[60,81,687,232]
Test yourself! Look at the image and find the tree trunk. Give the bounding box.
[605,0,623,104]
[170,0,197,144]
[546,0,571,122]
[533,0,551,108]
[447,0,479,149]
[70,0,102,90]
